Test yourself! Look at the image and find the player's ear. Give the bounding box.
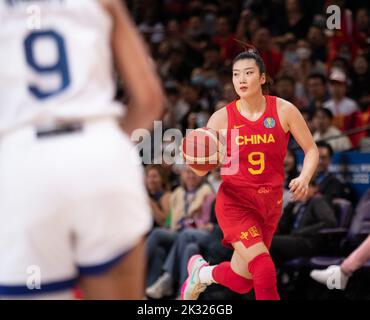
[260,73,266,85]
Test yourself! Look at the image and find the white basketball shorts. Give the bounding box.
[0,118,151,299]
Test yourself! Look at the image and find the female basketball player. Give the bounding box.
[181,47,319,300]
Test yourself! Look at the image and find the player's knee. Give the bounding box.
[214,261,253,294]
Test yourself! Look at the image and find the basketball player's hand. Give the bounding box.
[289,176,309,201]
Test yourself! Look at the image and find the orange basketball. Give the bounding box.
[182,127,221,171]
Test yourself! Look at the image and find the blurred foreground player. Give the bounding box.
[181,46,319,300]
[0,0,163,299]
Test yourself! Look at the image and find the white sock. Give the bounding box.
[199,266,217,285]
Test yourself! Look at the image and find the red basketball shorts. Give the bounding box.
[215,182,283,250]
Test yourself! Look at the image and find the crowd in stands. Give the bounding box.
[123,0,370,299]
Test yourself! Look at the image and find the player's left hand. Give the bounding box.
[289,175,309,201]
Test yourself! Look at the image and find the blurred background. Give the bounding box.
[119,0,370,300]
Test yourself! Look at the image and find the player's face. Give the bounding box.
[232,59,265,99]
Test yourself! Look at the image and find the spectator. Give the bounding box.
[162,81,189,129]
[165,19,184,49]
[313,108,353,152]
[288,39,326,86]
[314,141,347,205]
[235,9,261,43]
[145,193,216,299]
[252,27,283,78]
[274,75,307,109]
[305,73,330,111]
[180,83,210,134]
[202,43,223,70]
[183,14,208,68]
[145,165,171,228]
[283,149,299,209]
[284,148,298,187]
[323,68,359,116]
[145,166,213,287]
[160,47,192,82]
[138,9,165,45]
[281,38,300,69]
[270,180,337,265]
[311,234,370,290]
[207,168,222,193]
[212,15,241,65]
[353,7,370,50]
[307,26,328,63]
[275,0,312,43]
[326,0,358,66]
[350,54,370,110]
[301,109,316,134]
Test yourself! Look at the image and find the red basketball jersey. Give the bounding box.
[221,95,290,190]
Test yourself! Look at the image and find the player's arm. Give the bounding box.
[186,107,228,177]
[279,99,319,200]
[101,0,164,135]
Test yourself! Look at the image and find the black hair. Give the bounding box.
[314,107,334,120]
[232,43,270,92]
[308,72,327,85]
[316,141,334,158]
[232,46,266,75]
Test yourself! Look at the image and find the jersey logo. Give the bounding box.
[236,133,275,145]
[233,124,245,129]
[240,226,261,241]
[264,117,276,129]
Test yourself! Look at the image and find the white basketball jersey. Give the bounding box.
[0,0,123,132]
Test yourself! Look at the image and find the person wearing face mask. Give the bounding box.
[296,46,311,61]
[282,39,300,67]
[293,39,326,84]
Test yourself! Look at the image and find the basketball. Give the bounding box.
[182,127,221,171]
